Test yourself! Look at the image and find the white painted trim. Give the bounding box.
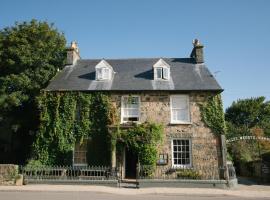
[170,95,191,124]
[153,59,171,81]
[153,58,170,68]
[171,138,192,168]
[95,59,113,69]
[95,59,114,81]
[120,95,141,124]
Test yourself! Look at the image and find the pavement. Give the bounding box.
[1,183,270,199]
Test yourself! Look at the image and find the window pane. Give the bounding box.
[74,140,88,165]
[156,68,162,78]
[122,96,140,122]
[163,68,169,79]
[171,96,189,122]
[172,139,191,167]
[103,68,109,79]
[97,68,102,79]
[172,96,187,109]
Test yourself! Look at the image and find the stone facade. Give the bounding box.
[110,91,223,179]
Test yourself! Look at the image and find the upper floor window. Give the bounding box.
[153,59,170,80]
[95,59,113,81]
[121,96,140,123]
[170,95,190,124]
[155,67,169,80]
[97,67,109,80]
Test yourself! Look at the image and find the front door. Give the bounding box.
[125,148,138,179]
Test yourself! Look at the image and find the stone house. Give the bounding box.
[45,40,225,179]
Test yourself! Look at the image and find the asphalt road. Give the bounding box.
[0,191,267,200]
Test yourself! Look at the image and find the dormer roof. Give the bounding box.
[153,58,170,68]
[95,59,113,70]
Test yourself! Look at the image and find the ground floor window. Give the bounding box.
[172,139,191,168]
[73,139,88,166]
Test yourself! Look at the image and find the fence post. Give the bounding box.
[221,134,229,181]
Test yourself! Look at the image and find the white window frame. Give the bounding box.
[170,95,191,124]
[156,67,163,79]
[163,67,169,80]
[154,66,170,80]
[121,95,140,123]
[171,138,192,168]
[96,67,110,80]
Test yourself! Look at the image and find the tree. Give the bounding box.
[226,97,270,137]
[225,97,270,163]
[0,20,66,164]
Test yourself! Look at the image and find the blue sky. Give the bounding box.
[1,0,270,109]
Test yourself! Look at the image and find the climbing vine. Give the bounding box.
[33,91,112,165]
[113,122,163,167]
[200,94,226,135]
[32,91,163,167]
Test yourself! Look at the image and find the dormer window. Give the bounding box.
[97,67,109,80]
[156,67,169,80]
[153,59,170,80]
[95,59,113,81]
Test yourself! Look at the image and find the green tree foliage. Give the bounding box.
[225,97,270,163]
[226,97,270,137]
[0,20,66,163]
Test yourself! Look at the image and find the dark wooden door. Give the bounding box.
[125,148,137,179]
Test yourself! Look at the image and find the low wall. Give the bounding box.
[0,164,22,186]
[25,179,119,187]
[138,178,238,189]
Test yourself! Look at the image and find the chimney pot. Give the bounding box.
[190,39,204,63]
[66,41,80,65]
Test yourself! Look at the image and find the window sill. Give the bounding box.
[120,121,141,125]
[171,165,193,170]
[155,78,169,81]
[170,122,192,125]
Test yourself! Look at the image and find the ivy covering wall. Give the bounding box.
[113,122,163,167]
[32,91,163,167]
[33,91,112,165]
[200,94,226,135]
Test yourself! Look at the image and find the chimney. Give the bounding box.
[66,41,80,65]
[190,39,204,63]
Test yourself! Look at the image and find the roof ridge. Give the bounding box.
[79,57,191,61]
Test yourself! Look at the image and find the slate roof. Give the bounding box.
[45,58,223,92]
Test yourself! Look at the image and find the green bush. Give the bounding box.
[25,159,45,171]
[176,169,202,179]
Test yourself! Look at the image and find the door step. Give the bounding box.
[119,179,139,188]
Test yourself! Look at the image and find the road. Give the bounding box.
[0,191,267,200]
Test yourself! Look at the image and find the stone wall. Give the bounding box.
[110,91,223,179]
[0,164,21,185]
